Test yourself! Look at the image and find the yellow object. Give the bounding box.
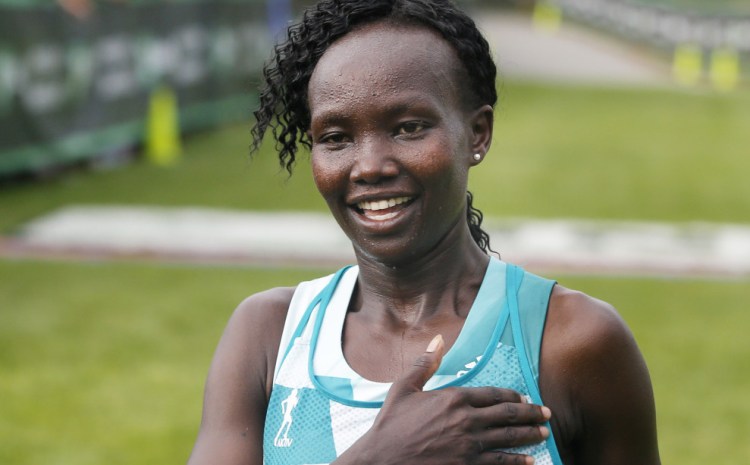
[146,85,182,166]
[710,48,740,92]
[672,44,703,87]
[533,2,562,34]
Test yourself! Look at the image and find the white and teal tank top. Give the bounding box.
[263,258,564,465]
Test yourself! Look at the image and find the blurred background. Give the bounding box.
[1,0,749,464]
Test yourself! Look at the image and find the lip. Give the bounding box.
[346,193,418,232]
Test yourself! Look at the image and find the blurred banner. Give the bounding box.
[550,0,750,51]
[0,0,274,176]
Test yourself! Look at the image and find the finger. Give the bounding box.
[476,402,552,426]
[480,424,550,449]
[461,386,526,408]
[387,334,445,399]
[476,450,535,465]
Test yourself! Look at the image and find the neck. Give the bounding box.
[351,223,491,325]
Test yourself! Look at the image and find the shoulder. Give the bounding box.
[230,286,296,335]
[221,286,297,389]
[189,286,298,465]
[547,285,631,357]
[540,285,660,464]
[543,284,644,397]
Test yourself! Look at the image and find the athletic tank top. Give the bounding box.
[263,258,564,465]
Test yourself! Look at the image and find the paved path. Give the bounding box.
[476,12,671,86]
[3,206,749,278]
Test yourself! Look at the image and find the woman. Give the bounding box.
[188,1,660,464]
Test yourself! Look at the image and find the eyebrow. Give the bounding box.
[311,95,439,128]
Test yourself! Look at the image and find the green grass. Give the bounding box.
[0,260,327,465]
[2,82,750,233]
[1,260,748,464]
[478,83,750,223]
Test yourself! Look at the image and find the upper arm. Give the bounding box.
[540,286,660,465]
[187,287,295,465]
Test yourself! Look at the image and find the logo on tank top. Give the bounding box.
[274,388,300,448]
[456,354,483,378]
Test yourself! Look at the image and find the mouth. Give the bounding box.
[354,196,414,221]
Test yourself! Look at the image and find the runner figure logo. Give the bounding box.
[274,388,300,448]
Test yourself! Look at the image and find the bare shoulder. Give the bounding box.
[221,286,297,393]
[546,285,633,359]
[543,284,645,396]
[540,285,660,464]
[188,286,297,465]
[229,286,296,343]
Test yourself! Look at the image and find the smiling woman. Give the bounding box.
[187,1,661,465]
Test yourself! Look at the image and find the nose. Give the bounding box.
[349,136,399,184]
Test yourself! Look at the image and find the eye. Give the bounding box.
[396,121,428,137]
[317,132,350,148]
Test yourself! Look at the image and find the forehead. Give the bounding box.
[308,22,465,113]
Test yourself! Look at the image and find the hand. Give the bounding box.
[354,335,551,465]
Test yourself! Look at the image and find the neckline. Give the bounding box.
[309,257,509,405]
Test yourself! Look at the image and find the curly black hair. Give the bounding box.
[251,0,497,254]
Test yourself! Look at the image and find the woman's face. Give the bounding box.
[307,21,490,264]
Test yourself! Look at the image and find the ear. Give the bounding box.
[468,104,494,163]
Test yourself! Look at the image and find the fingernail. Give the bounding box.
[426,334,443,353]
[541,406,552,420]
[540,426,549,439]
[525,456,535,465]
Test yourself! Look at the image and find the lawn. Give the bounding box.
[2,80,749,464]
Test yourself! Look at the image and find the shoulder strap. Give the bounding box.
[277,266,352,370]
[507,264,564,465]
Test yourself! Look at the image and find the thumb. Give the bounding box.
[388,334,445,399]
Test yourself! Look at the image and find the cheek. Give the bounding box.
[310,152,346,199]
[414,141,470,187]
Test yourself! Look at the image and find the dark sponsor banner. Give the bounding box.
[0,1,272,175]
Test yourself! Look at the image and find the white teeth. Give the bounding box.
[357,196,411,211]
[369,211,399,221]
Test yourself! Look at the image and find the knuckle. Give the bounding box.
[412,354,432,368]
[454,408,472,429]
[493,388,512,402]
[504,426,518,444]
[458,436,477,457]
[498,452,526,465]
[503,402,519,422]
[495,451,508,464]
[444,387,467,405]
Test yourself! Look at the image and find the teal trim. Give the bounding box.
[437,259,506,376]
[517,273,556,385]
[278,267,351,369]
[507,265,564,465]
[307,258,513,408]
[316,375,354,400]
[308,268,384,409]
